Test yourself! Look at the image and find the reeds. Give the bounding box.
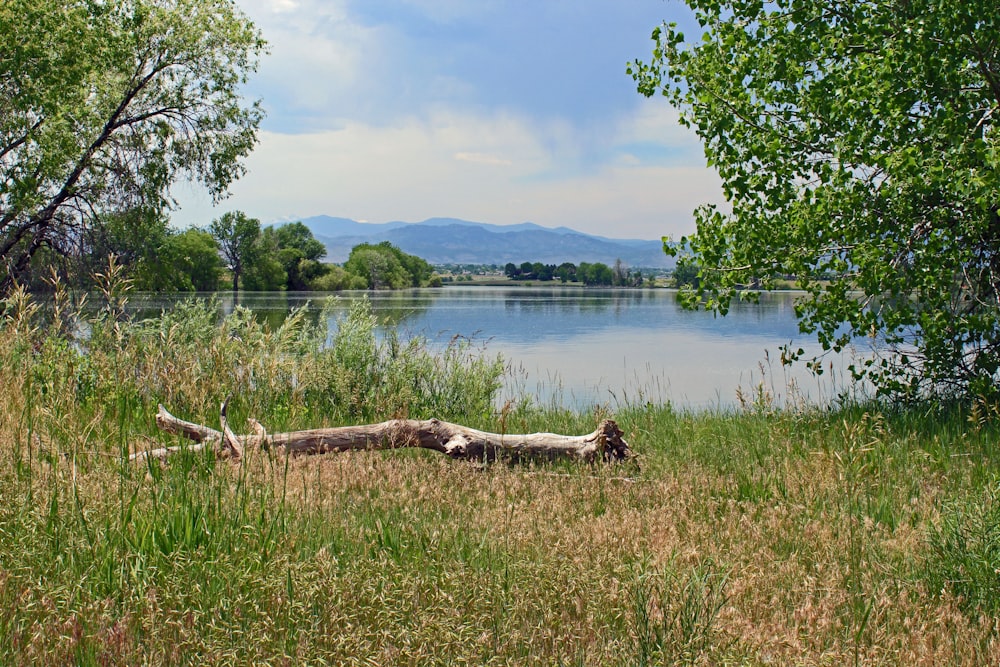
[1,278,999,664]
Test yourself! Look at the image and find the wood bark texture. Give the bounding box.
[134,404,634,465]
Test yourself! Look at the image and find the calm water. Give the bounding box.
[130,286,869,410]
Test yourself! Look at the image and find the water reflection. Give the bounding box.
[126,289,438,330]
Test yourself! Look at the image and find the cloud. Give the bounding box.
[235,0,389,130]
[172,105,723,240]
[170,1,725,240]
[454,152,512,166]
[264,0,299,12]
[237,0,681,132]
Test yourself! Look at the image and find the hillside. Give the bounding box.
[286,216,675,268]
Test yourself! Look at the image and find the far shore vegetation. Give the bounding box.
[15,207,692,294]
[17,212,442,294]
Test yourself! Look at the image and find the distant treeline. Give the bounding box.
[504,260,648,287]
[18,209,438,293]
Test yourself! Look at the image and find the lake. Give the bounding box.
[131,286,870,410]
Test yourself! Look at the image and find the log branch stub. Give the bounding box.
[154,404,219,443]
[219,397,244,460]
[137,405,634,465]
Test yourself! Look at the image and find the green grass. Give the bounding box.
[2,280,1000,664]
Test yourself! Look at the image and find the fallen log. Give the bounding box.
[134,404,634,465]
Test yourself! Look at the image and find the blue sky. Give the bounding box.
[172,0,724,240]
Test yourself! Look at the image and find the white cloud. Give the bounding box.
[170,3,726,240]
[454,152,512,166]
[264,0,299,12]
[172,106,723,240]
[515,164,723,239]
[615,101,694,144]
[236,0,387,128]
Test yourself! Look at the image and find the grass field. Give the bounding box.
[1,281,999,665]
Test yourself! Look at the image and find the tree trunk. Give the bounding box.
[134,404,634,465]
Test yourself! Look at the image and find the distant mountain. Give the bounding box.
[282,215,674,268]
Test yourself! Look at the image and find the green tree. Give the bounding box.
[241,226,285,291]
[632,1,1000,399]
[612,258,629,287]
[311,265,366,291]
[342,242,433,290]
[210,211,260,293]
[671,262,700,289]
[578,262,613,286]
[162,228,222,291]
[242,221,331,291]
[0,0,265,292]
[76,208,171,290]
[274,222,326,262]
[555,262,577,283]
[281,253,330,291]
[344,245,407,290]
[395,246,433,287]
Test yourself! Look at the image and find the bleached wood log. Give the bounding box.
[133,404,633,464]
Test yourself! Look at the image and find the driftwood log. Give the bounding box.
[133,403,634,465]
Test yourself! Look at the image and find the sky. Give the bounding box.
[171,0,725,241]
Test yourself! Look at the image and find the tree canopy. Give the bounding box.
[274,222,326,263]
[632,0,1000,399]
[274,222,328,290]
[244,223,330,291]
[344,242,434,290]
[0,0,265,291]
[210,211,260,293]
[163,228,223,292]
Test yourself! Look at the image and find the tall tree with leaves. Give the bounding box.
[274,222,326,263]
[210,211,259,293]
[0,0,265,291]
[632,0,1000,399]
[163,228,223,291]
[343,242,432,290]
[77,208,170,287]
[273,221,328,290]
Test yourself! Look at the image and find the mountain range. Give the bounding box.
[286,216,675,268]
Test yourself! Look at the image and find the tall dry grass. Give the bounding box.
[1,275,999,665]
